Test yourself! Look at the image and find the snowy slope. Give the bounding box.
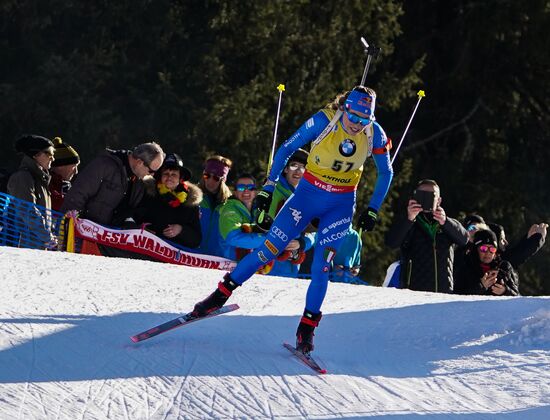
[0,246,549,420]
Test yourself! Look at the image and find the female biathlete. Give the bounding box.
[192,86,394,354]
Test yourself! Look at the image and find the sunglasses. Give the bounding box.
[479,244,497,254]
[203,172,222,182]
[235,183,256,192]
[142,160,157,175]
[288,163,306,172]
[466,224,478,232]
[345,110,373,126]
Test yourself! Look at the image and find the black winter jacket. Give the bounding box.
[454,250,519,296]
[61,150,147,226]
[386,214,469,293]
[139,179,203,248]
[502,233,545,269]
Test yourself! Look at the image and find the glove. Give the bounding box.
[254,188,273,213]
[254,183,275,231]
[358,207,378,232]
[255,211,273,232]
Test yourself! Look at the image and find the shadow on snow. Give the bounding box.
[0,298,548,383]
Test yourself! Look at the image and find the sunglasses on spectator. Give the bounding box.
[235,183,256,192]
[478,244,497,254]
[466,224,478,232]
[345,110,373,126]
[203,172,222,182]
[288,163,306,172]
[141,159,157,174]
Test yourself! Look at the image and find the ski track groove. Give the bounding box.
[279,374,309,419]
[77,382,94,420]
[17,320,36,420]
[164,376,188,419]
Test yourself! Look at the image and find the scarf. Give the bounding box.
[157,182,188,208]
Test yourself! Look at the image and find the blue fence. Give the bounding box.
[0,192,66,250]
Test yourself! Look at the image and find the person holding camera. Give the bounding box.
[454,229,519,296]
[385,179,469,293]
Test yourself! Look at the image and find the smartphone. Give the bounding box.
[412,189,436,212]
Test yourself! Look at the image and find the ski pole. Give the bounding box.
[390,90,426,165]
[267,84,286,173]
[257,84,285,232]
[360,37,381,86]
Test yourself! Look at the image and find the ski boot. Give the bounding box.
[295,309,322,354]
[192,273,240,317]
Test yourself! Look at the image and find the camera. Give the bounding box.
[412,189,436,212]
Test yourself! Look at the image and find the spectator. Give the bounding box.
[329,226,363,284]
[61,142,164,226]
[268,149,315,277]
[454,229,519,296]
[385,179,469,293]
[454,214,490,272]
[462,214,489,242]
[7,135,57,248]
[49,137,80,211]
[140,153,202,248]
[198,155,233,256]
[218,174,296,268]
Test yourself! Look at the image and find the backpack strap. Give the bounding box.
[312,110,343,147]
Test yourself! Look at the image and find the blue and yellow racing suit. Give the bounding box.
[230,108,393,313]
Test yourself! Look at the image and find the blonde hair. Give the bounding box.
[199,154,233,205]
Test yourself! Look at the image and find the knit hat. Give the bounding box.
[287,148,309,166]
[345,89,376,118]
[15,135,54,158]
[52,137,80,167]
[473,229,498,248]
[159,153,192,181]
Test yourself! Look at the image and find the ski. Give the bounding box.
[283,342,327,374]
[130,304,240,343]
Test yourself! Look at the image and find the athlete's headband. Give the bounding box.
[345,89,376,117]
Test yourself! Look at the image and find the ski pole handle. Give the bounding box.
[360,37,381,86]
[267,84,285,173]
[390,90,426,165]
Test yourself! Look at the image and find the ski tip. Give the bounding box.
[318,368,327,374]
[130,336,139,343]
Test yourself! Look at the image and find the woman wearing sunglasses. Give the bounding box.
[197,155,233,257]
[454,229,519,296]
[190,85,393,354]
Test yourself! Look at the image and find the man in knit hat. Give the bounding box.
[49,137,80,211]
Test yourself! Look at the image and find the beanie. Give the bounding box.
[52,137,80,167]
[287,148,309,166]
[15,135,54,158]
[473,229,498,248]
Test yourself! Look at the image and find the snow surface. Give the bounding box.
[1,246,549,420]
